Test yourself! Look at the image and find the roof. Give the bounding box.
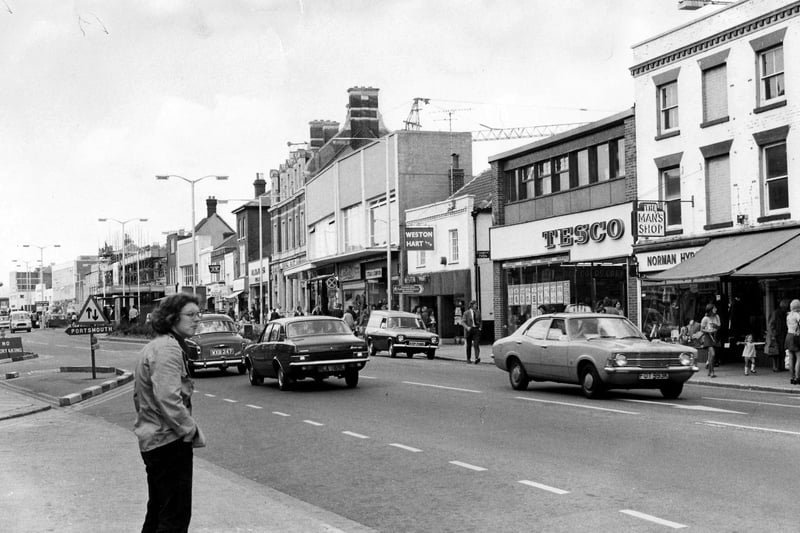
[449,168,493,209]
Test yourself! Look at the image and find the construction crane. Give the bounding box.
[403,97,430,131]
[471,122,588,142]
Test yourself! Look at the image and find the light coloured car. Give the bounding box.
[363,310,439,359]
[183,313,249,376]
[492,313,698,399]
[9,310,32,333]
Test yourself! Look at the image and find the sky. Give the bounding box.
[0,0,724,296]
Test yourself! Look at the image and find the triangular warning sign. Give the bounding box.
[76,296,110,325]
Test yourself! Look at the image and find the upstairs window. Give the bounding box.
[449,229,459,263]
[658,81,679,133]
[535,160,551,197]
[553,155,569,192]
[759,45,785,105]
[763,141,788,214]
[662,167,682,229]
[702,64,728,123]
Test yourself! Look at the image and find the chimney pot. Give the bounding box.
[206,196,217,217]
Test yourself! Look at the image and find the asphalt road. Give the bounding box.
[62,335,800,533]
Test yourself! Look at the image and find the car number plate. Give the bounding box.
[639,372,669,380]
[408,341,425,346]
[320,364,346,372]
[211,348,234,356]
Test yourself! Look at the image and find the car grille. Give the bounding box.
[626,355,683,368]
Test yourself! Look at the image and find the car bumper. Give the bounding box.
[397,343,437,350]
[188,356,245,370]
[289,357,369,375]
[602,365,698,385]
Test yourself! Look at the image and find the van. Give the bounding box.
[363,310,439,359]
[9,310,32,333]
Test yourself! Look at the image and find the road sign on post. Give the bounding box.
[76,296,110,326]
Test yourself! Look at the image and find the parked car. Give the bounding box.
[243,316,368,390]
[183,313,249,376]
[492,313,698,399]
[0,313,10,331]
[363,310,440,359]
[8,310,33,333]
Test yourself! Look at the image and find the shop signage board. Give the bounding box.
[637,247,703,273]
[393,284,423,294]
[635,202,666,238]
[208,264,221,274]
[404,227,434,251]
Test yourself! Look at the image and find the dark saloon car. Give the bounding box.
[184,313,249,376]
[243,316,369,390]
[492,313,698,399]
[363,310,439,359]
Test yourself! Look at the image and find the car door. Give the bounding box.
[540,318,571,379]
[249,324,273,377]
[516,318,550,377]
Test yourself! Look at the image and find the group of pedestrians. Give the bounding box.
[773,299,800,384]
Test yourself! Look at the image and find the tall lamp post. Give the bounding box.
[217,195,269,325]
[22,243,61,310]
[156,174,229,296]
[98,218,147,312]
[332,135,395,308]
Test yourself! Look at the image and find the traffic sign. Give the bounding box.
[393,284,423,295]
[76,296,110,325]
[66,325,114,335]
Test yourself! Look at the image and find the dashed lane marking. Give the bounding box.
[518,480,569,495]
[449,461,487,472]
[245,404,262,409]
[272,411,290,417]
[304,420,324,426]
[622,398,745,414]
[223,398,238,403]
[515,396,639,415]
[389,443,422,453]
[699,420,800,436]
[620,509,687,529]
[204,393,216,398]
[402,381,482,393]
[704,396,800,409]
[342,431,369,439]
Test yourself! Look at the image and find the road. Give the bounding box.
[18,329,800,531]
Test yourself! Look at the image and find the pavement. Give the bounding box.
[1,333,798,532]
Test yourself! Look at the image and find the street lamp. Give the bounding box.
[331,135,395,308]
[217,195,269,325]
[22,243,60,310]
[98,218,147,312]
[156,174,229,296]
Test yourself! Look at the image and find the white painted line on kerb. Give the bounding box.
[449,461,487,472]
[204,393,216,398]
[403,381,482,394]
[700,420,800,436]
[223,398,238,403]
[515,396,639,415]
[620,509,687,529]
[342,431,369,439]
[246,404,263,409]
[272,411,290,417]
[518,480,570,495]
[623,398,745,414]
[389,443,422,453]
[304,420,324,426]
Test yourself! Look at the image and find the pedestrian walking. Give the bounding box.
[453,301,464,345]
[738,334,764,375]
[461,300,482,364]
[785,299,800,384]
[129,305,140,325]
[767,299,789,371]
[343,306,356,332]
[701,303,721,378]
[133,293,206,533]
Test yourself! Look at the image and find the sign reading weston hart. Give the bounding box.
[404,227,434,251]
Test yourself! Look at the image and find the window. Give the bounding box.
[705,154,732,226]
[661,167,682,228]
[702,64,728,123]
[449,229,459,263]
[596,143,610,181]
[612,138,625,178]
[759,45,785,105]
[343,205,362,251]
[553,156,569,192]
[521,166,534,199]
[535,160,551,196]
[658,81,679,133]
[505,170,520,202]
[763,141,788,213]
[577,150,590,187]
[417,250,426,268]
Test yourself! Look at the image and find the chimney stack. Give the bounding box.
[449,153,465,196]
[253,172,266,198]
[347,86,380,147]
[206,196,217,217]
[309,120,340,151]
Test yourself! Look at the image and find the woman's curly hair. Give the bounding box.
[150,293,200,334]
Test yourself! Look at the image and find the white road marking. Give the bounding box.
[389,443,422,453]
[403,381,482,393]
[55,344,71,348]
[245,404,262,409]
[620,509,687,529]
[304,420,324,426]
[272,411,290,417]
[342,431,369,439]
[359,375,377,379]
[700,420,800,436]
[223,398,238,403]
[518,480,570,495]
[204,393,216,398]
[449,461,487,472]
[515,396,639,415]
[623,399,745,414]
[704,396,800,409]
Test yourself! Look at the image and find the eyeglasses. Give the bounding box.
[181,311,201,319]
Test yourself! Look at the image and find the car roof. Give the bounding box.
[200,313,234,321]
[370,310,418,318]
[270,315,345,324]
[537,313,627,319]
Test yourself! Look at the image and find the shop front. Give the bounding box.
[491,204,635,337]
[404,270,471,340]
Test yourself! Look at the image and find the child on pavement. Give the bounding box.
[738,334,764,376]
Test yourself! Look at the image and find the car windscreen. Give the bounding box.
[10,312,29,321]
[387,317,424,329]
[287,319,350,337]
[568,317,644,340]
[195,319,237,335]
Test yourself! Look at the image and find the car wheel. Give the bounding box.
[660,382,684,399]
[580,364,605,399]
[368,338,377,357]
[237,364,246,375]
[344,369,359,388]
[277,366,293,391]
[247,364,263,386]
[508,358,530,391]
[426,350,435,360]
[388,339,397,358]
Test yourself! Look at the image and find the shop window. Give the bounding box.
[661,167,682,229]
[658,81,679,134]
[763,141,788,214]
[449,229,459,263]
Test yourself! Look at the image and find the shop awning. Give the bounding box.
[225,290,244,299]
[731,234,800,277]
[646,227,800,281]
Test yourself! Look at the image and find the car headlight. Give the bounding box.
[431,336,439,344]
[679,352,694,366]
[397,335,406,343]
[610,353,627,367]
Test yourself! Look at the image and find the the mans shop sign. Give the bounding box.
[404,227,434,251]
[635,202,665,238]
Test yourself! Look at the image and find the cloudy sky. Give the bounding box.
[0,0,720,293]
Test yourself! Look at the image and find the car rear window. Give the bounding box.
[196,319,236,334]
[287,320,350,337]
